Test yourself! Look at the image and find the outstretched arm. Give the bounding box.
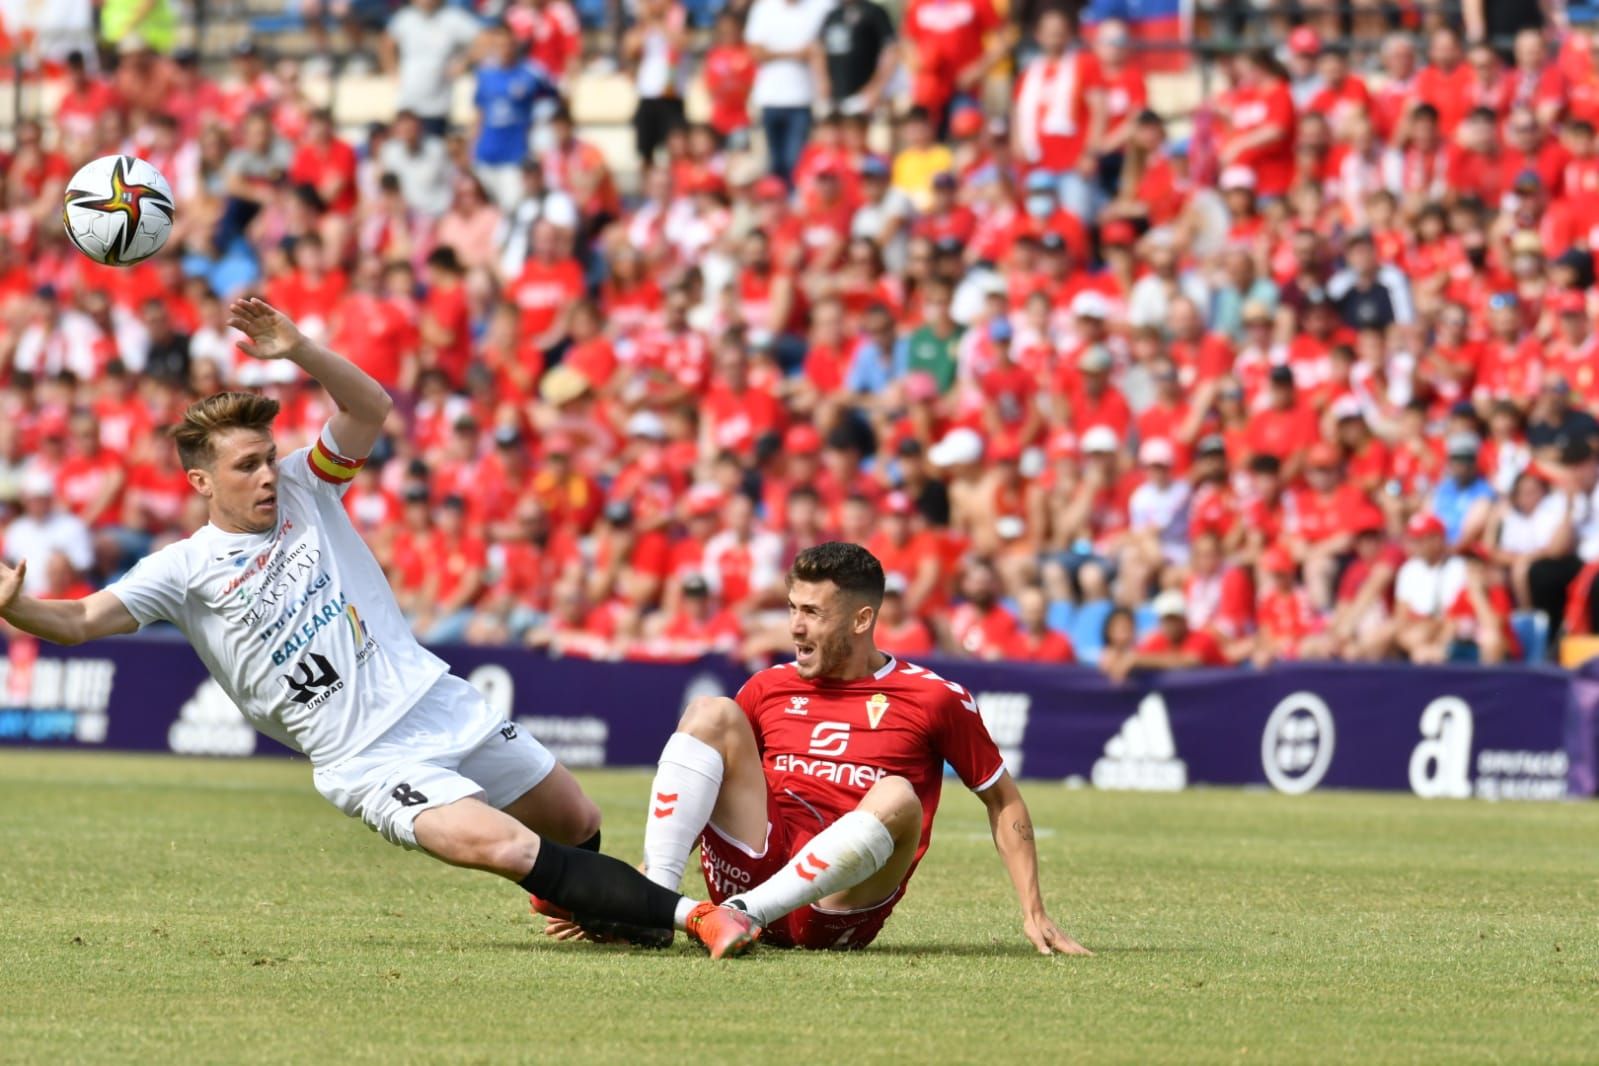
[228,297,395,460]
[978,770,1092,957]
[0,561,138,645]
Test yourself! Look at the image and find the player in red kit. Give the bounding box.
[612,542,1088,954]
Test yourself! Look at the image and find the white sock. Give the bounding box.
[642,733,724,891]
[725,810,896,927]
[672,897,698,930]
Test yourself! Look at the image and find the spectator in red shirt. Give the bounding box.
[702,11,756,142]
[54,405,127,540]
[947,556,1019,659]
[1252,544,1331,665]
[1220,49,1297,198]
[875,574,936,657]
[629,572,743,661]
[903,0,1008,131]
[1102,589,1230,682]
[289,108,360,217]
[1415,26,1474,138]
[1004,585,1077,663]
[508,220,586,360]
[1246,365,1319,482]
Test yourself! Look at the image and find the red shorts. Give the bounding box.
[697,789,901,951]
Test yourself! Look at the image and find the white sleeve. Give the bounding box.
[744,0,770,46]
[60,517,93,573]
[105,544,191,628]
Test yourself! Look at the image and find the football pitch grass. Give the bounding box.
[1,753,1596,1065]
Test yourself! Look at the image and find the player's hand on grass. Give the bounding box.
[1024,913,1092,957]
[229,297,307,361]
[0,559,25,613]
[542,917,594,942]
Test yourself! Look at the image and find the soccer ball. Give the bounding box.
[61,155,175,267]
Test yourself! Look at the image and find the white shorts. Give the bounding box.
[312,673,556,849]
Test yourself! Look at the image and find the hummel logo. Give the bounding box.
[1090,693,1188,792]
[787,696,809,714]
[653,791,678,818]
[793,851,831,883]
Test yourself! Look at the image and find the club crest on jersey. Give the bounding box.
[865,693,890,729]
[787,696,810,715]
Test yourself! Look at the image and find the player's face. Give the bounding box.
[788,579,872,680]
[191,428,279,535]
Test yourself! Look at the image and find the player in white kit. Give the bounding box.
[0,298,759,958]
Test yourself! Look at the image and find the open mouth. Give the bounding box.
[255,495,277,513]
[794,642,816,667]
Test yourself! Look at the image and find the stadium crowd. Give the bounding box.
[2,0,1599,673]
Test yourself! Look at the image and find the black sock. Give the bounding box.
[519,841,681,930]
[576,829,601,852]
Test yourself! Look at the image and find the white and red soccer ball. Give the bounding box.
[61,154,176,267]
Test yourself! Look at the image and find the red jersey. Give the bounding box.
[1223,81,1296,196]
[702,45,756,136]
[734,658,1006,867]
[508,258,585,340]
[948,602,1019,659]
[1136,627,1228,665]
[903,0,1001,113]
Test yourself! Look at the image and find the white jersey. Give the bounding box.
[106,444,448,767]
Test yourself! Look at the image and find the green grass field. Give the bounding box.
[2,752,1596,1065]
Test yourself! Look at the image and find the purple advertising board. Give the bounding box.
[1,635,1593,801]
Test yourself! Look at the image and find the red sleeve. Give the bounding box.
[976,0,1001,34]
[732,669,771,747]
[932,683,1006,792]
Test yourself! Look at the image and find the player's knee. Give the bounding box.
[678,695,743,744]
[864,775,921,830]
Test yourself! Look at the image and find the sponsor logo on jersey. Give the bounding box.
[865,693,889,729]
[219,519,294,594]
[269,597,350,666]
[280,652,343,709]
[808,720,852,756]
[771,752,886,791]
[1091,693,1188,792]
[786,696,809,714]
[250,571,331,638]
[344,604,378,665]
[770,720,885,790]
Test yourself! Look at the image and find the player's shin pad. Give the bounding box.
[519,841,682,932]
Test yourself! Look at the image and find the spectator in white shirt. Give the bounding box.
[1484,470,1572,609]
[383,0,483,136]
[1123,437,1191,598]
[744,0,834,186]
[2,470,93,597]
[1393,512,1466,663]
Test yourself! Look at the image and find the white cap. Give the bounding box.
[20,469,54,498]
[625,410,666,440]
[929,427,984,468]
[1330,395,1365,422]
[1082,425,1120,454]
[1152,589,1187,618]
[1138,438,1176,466]
[1071,291,1112,320]
[1220,165,1257,191]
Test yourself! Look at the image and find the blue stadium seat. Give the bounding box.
[1133,604,1158,639]
[1510,610,1551,664]
[1046,600,1076,636]
[1069,600,1113,661]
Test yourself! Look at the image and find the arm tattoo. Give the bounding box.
[1012,820,1035,842]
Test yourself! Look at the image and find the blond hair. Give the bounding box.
[172,391,281,471]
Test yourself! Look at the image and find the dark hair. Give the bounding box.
[788,542,885,607]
